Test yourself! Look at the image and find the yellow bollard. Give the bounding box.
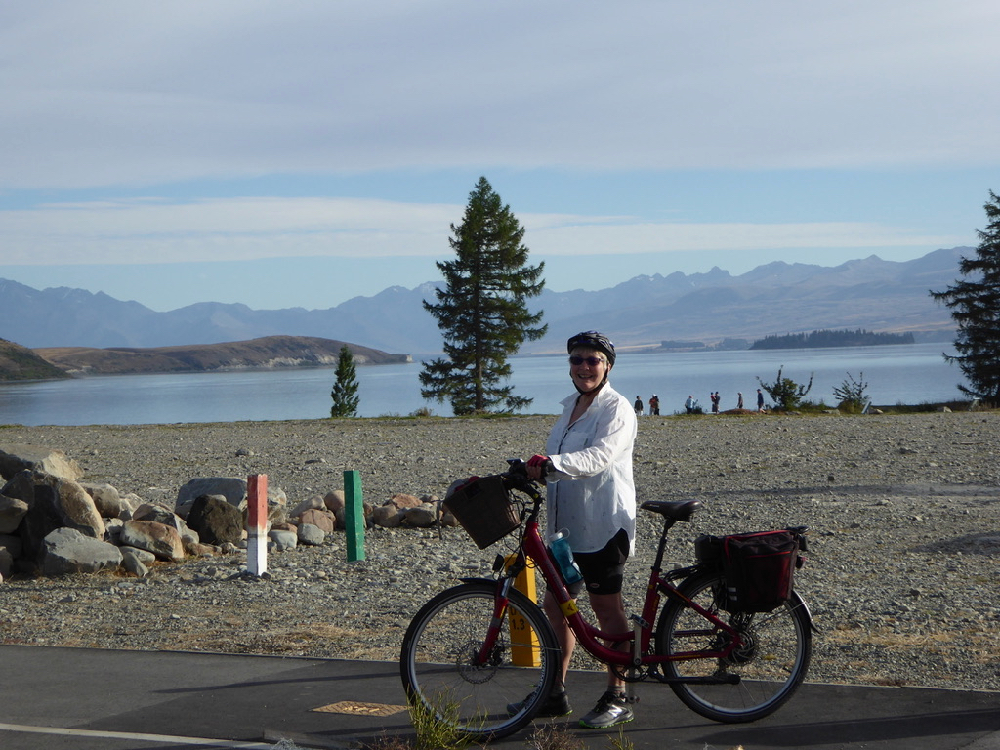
[506,554,541,667]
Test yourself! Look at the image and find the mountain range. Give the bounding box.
[0,247,965,357]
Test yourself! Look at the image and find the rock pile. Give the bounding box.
[0,444,455,583]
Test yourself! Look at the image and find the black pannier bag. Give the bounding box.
[696,530,802,613]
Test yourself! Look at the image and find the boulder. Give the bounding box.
[324,490,346,513]
[0,533,23,559]
[0,547,12,579]
[41,527,123,576]
[289,495,325,518]
[299,508,335,533]
[120,548,148,578]
[36,475,104,539]
[185,494,243,546]
[372,504,403,528]
[404,505,438,528]
[80,482,123,519]
[0,493,28,534]
[268,528,297,551]
[297,523,325,546]
[120,520,186,562]
[19,482,66,562]
[176,477,247,511]
[0,444,83,481]
[389,493,422,509]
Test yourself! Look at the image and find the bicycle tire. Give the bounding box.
[399,581,560,741]
[655,570,811,723]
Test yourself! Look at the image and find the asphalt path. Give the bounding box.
[1,645,998,750]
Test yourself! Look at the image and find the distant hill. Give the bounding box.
[0,247,965,355]
[33,336,409,376]
[0,338,72,382]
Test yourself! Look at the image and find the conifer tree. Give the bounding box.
[931,190,1000,403]
[420,177,546,414]
[330,345,360,417]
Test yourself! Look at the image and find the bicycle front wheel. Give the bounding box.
[399,581,560,741]
[655,571,812,723]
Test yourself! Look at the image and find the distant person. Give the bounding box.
[757,389,765,411]
[710,392,720,414]
[737,392,744,409]
[634,396,643,416]
[648,394,660,416]
[685,395,696,414]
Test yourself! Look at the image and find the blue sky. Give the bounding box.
[1,1,997,312]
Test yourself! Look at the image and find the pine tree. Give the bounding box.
[931,190,1000,403]
[420,177,546,415]
[330,345,360,417]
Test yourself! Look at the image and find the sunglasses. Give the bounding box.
[568,355,606,367]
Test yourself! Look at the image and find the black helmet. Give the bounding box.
[566,331,616,368]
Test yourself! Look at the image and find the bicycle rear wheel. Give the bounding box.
[399,581,560,741]
[655,570,811,723]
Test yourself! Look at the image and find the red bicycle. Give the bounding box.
[399,461,814,740]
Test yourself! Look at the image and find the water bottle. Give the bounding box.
[549,529,583,585]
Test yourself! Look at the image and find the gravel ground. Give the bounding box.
[1,411,998,693]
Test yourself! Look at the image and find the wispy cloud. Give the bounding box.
[0,196,963,266]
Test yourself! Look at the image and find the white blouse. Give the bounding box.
[544,382,637,554]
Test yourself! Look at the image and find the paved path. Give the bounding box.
[1,645,998,750]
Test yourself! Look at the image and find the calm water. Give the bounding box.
[0,343,964,426]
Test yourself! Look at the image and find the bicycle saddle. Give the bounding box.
[640,500,701,521]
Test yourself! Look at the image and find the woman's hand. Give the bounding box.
[526,454,551,482]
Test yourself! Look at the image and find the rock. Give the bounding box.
[80,482,123,519]
[41,527,123,576]
[268,528,297,551]
[185,494,243,546]
[184,540,219,557]
[0,533,23,559]
[15,477,62,561]
[372,504,403,528]
[122,548,149,578]
[0,493,28,534]
[120,545,156,564]
[0,444,83,482]
[324,490,346,513]
[37,475,105,539]
[0,547,12,579]
[404,505,438,528]
[299,508,335,533]
[120,520,186,562]
[176,477,247,510]
[297,523,325,546]
[389,493,422,509]
[289,495,325,518]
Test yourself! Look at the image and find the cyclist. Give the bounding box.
[519,330,638,729]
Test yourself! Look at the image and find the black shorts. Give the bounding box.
[568,528,630,597]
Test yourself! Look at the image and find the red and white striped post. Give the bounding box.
[247,474,268,576]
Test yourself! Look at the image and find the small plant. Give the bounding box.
[833,371,869,413]
[406,691,475,750]
[757,366,814,411]
[608,725,635,750]
[526,723,583,750]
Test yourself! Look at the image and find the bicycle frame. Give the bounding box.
[474,472,745,680]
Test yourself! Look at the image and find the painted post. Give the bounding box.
[344,470,365,562]
[247,474,268,577]
[506,554,541,667]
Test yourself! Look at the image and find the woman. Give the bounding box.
[519,330,638,730]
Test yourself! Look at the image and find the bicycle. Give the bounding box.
[399,460,814,740]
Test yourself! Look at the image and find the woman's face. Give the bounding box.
[568,346,609,392]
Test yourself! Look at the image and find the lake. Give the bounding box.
[0,343,965,426]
